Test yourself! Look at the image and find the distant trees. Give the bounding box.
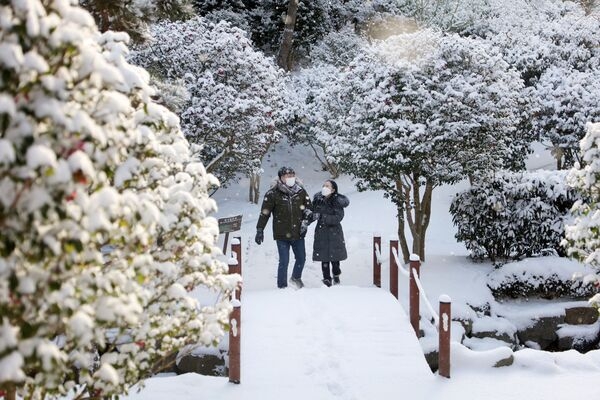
[131,17,286,197]
[396,0,600,171]
[0,2,237,398]
[482,3,600,170]
[193,0,401,67]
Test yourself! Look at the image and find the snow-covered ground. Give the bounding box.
[125,142,600,399]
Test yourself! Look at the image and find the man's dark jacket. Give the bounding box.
[257,179,312,241]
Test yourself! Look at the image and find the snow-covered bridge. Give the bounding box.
[237,286,435,399]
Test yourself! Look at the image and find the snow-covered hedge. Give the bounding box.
[451,170,579,262]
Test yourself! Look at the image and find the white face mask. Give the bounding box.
[285,177,296,187]
[321,186,332,197]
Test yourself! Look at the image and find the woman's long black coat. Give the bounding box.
[311,193,350,262]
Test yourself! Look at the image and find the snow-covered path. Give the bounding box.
[238,287,434,399]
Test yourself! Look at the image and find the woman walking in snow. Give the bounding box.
[311,180,350,287]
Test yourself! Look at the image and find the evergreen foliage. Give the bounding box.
[131,17,285,187]
[451,171,579,262]
[0,1,237,397]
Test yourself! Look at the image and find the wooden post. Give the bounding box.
[373,236,381,288]
[439,295,451,379]
[409,254,421,337]
[222,232,230,255]
[229,238,242,384]
[389,240,398,299]
[233,236,242,299]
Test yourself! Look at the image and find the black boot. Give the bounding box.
[322,262,332,288]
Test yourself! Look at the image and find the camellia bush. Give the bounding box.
[0,1,238,399]
[451,170,579,262]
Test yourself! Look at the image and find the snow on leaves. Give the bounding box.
[131,17,285,187]
[0,1,238,398]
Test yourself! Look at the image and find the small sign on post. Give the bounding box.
[218,215,243,255]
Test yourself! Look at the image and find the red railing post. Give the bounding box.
[373,236,381,288]
[409,254,421,337]
[439,295,451,379]
[389,240,398,299]
[228,238,242,384]
[234,236,242,299]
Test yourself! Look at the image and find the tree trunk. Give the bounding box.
[396,175,434,262]
[395,179,411,263]
[6,387,16,400]
[418,182,434,262]
[277,0,299,71]
[397,208,411,264]
[309,142,340,178]
[552,145,564,170]
[249,173,261,204]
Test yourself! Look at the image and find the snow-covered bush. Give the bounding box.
[487,257,598,299]
[564,122,600,308]
[451,171,579,262]
[131,17,285,187]
[0,1,238,398]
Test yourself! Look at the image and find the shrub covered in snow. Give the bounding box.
[0,1,238,398]
[564,122,600,307]
[487,257,598,299]
[451,170,579,262]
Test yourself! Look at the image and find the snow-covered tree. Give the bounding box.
[0,1,238,398]
[319,30,530,262]
[286,63,343,178]
[131,17,285,196]
[563,122,600,306]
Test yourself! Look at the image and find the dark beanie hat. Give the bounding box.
[278,166,295,178]
[326,179,338,193]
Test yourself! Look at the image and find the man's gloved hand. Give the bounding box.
[300,220,309,237]
[255,229,264,245]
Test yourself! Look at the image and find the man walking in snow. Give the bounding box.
[255,166,312,289]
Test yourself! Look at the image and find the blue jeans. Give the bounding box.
[276,239,306,288]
